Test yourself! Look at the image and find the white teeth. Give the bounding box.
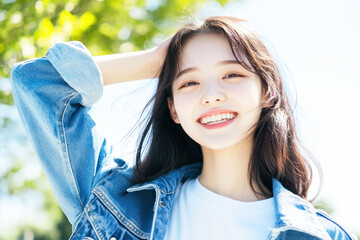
[200,113,236,125]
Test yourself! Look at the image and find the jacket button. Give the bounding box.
[159,201,166,207]
[110,237,116,240]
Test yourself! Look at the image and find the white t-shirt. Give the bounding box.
[164,176,276,240]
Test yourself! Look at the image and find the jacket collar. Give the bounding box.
[126,162,203,193]
[271,178,330,239]
[127,162,330,239]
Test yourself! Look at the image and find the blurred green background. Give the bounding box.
[1,0,359,239]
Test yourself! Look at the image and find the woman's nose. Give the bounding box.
[200,85,226,105]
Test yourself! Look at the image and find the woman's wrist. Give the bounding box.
[152,35,173,69]
[144,47,164,78]
[94,48,162,85]
[150,45,167,73]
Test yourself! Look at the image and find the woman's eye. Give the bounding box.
[179,74,244,89]
[224,73,243,79]
[181,81,198,88]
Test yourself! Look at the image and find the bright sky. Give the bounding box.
[93,0,360,234]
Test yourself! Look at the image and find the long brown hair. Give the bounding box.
[130,16,320,199]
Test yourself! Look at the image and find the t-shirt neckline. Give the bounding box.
[189,176,275,215]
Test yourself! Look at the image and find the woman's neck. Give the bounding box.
[198,139,265,202]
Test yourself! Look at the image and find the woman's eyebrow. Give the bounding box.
[176,59,241,79]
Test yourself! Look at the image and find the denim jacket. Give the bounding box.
[11,41,356,240]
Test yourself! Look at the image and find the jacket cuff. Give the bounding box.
[46,41,103,107]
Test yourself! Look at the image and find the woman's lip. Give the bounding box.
[197,109,238,123]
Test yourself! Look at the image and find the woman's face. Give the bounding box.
[167,33,268,150]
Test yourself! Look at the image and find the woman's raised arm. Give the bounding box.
[10,37,171,224]
[11,41,115,224]
[94,36,172,85]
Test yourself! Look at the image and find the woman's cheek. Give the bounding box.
[173,95,192,120]
[232,82,262,106]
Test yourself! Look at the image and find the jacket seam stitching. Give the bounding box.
[71,196,98,240]
[71,212,83,231]
[93,189,149,239]
[158,176,170,194]
[165,189,176,195]
[69,214,87,240]
[94,189,148,238]
[59,92,84,211]
[94,166,125,188]
[149,188,161,240]
[84,198,105,240]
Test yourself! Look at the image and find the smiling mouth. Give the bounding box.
[198,112,238,125]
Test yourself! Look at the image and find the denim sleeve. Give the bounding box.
[11,41,114,224]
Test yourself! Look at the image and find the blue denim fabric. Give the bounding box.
[11,41,357,240]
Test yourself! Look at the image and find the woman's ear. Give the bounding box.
[260,91,273,109]
[261,96,272,108]
[167,97,180,124]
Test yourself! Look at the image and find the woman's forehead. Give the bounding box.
[178,33,236,69]
[176,32,255,76]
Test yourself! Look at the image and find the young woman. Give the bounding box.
[11,16,356,240]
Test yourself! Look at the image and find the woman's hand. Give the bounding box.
[151,35,173,71]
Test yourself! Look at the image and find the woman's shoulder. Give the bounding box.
[272,179,357,239]
[315,209,358,240]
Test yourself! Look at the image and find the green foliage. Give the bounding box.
[0,0,233,239]
[314,199,335,215]
[0,0,233,78]
[0,90,13,105]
